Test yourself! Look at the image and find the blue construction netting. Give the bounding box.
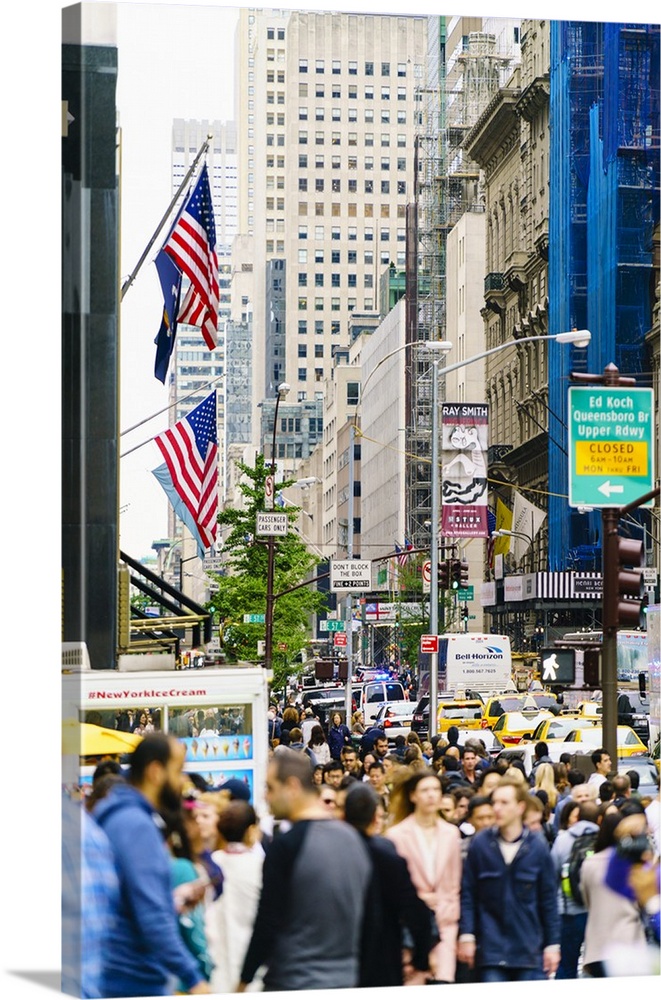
[548,21,659,572]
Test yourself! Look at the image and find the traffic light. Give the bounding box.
[438,560,449,590]
[459,561,469,587]
[583,648,601,687]
[612,534,647,629]
[461,604,469,623]
[450,560,461,590]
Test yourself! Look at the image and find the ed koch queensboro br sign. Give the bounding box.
[568,386,654,508]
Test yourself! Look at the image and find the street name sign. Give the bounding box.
[243,613,266,623]
[256,511,288,535]
[330,560,372,591]
[320,620,346,632]
[568,386,654,508]
[457,586,474,601]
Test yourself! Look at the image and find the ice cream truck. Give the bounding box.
[62,664,270,816]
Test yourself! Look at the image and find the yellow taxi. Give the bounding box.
[480,694,544,731]
[530,716,600,743]
[437,699,484,732]
[491,710,554,746]
[563,725,648,758]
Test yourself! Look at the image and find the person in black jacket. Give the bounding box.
[344,782,434,987]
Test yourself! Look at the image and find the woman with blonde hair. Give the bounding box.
[534,761,559,810]
[386,768,462,983]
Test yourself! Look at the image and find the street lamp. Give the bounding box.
[264,382,290,678]
[493,528,535,565]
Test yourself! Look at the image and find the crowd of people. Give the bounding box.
[63,704,661,997]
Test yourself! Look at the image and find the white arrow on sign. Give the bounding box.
[597,481,625,498]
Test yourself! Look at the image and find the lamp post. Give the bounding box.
[493,528,535,565]
[264,382,290,678]
[358,328,591,738]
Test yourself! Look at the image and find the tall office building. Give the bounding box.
[234,8,428,453]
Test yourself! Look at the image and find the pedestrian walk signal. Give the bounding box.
[540,648,575,685]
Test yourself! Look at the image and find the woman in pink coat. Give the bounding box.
[385,768,462,983]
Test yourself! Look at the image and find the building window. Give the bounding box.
[298,344,307,357]
[298,297,307,310]
[298,368,307,381]
[315,225,324,239]
[315,203,324,217]
[381,157,390,171]
[298,249,308,263]
[315,273,324,287]
[332,131,341,145]
[348,178,357,192]
[381,86,390,100]
[316,59,324,73]
[381,180,390,194]
[315,297,324,311]
[315,154,324,169]
[332,273,340,287]
[315,107,325,121]
[365,61,374,75]
[332,107,341,121]
[380,204,390,217]
[381,133,390,147]
[365,227,374,241]
[315,178,324,192]
[299,224,308,239]
[315,320,324,335]
[348,155,358,169]
[397,111,407,124]
[365,156,374,170]
[332,178,341,192]
[299,106,308,120]
[348,132,357,147]
[298,272,308,286]
[365,109,374,123]
[331,298,341,311]
[397,180,406,195]
[299,59,308,73]
[331,226,340,240]
[365,203,373,216]
[381,110,390,124]
[348,60,357,75]
[348,273,357,288]
[315,131,324,145]
[299,153,308,168]
[365,132,374,147]
[348,84,357,99]
[364,273,373,287]
[315,248,324,263]
[299,178,308,191]
[365,85,374,100]
[315,344,324,358]
[316,82,325,98]
[348,226,357,241]
[298,320,307,335]
[299,130,308,144]
[298,202,307,215]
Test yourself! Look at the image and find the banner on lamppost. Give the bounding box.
[441,403,489,537]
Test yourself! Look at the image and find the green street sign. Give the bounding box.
[568,386,655,508]
[457,586,474,601]
[243,613,265,623]
[320,620,346,632]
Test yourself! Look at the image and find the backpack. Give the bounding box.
[560,830,598,906]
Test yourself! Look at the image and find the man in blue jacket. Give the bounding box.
[92,733,211,997]
[457,778,561,982]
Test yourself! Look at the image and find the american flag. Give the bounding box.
[395,539,413,566]
[164,164,219,351]
[486,508,497,569]
[154,392,218,550]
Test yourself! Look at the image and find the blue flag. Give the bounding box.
[152,462,207,560]
[154,250,182,383]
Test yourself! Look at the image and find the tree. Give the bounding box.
[212,455,327,690]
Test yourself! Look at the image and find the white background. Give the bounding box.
[2,2,657,1000]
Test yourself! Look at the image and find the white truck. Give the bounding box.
[438,632,514,695]
[62,664,270,816]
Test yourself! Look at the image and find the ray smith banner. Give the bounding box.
[441,403,489,538]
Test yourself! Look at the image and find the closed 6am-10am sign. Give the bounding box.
[568,386,654,508]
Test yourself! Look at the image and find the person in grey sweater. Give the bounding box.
[238,749,371,992]
[549,800,600,979]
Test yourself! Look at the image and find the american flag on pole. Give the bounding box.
[163,164,219,351]
[395,538,413,566]
[152,392,219,552]
[486,508,497,569]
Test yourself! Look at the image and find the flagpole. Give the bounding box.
[119,381,222,458]
[120,134,213,300]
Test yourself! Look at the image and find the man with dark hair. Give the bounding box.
[529,741,553,787]
[238,749,371,992]
[458,779,560,982]
[587,747,612,789]
[322,758,344,788]
[344,782,434,987]
[92,734,211,997]
[340,744,363,778]
[599,780,616,804]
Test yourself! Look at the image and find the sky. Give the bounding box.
[2,1,658,999]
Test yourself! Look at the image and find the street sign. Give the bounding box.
[330,559,372,591]
[420,634,439,654]
[568,386,655,508]
[243,613,266,623]
[204,557,224,572]
[256,511,288,535]
[422,559,431,594]
[320,620,346,632]
[457,586,474,601]
[265,474,275,511]
[333,632,348,647]
[540,647,575,685]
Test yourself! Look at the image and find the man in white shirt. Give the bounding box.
[586,748,613,793]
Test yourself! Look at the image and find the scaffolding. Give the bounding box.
[547,21,660,570]
[406,18,516,547]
